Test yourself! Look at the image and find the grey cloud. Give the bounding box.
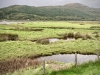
[0,0,100,8]
[81,0,100,8]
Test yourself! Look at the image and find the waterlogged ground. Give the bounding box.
[0,21,100,75]
[38,54,98,64]
[0,21,100,60]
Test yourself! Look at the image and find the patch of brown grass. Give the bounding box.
[0,58,39,75]
[0,33,18,42]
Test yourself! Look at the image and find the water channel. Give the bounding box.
[38,54,99,64]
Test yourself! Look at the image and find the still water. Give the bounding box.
[38,54,98,64]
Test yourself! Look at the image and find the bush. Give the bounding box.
[82,35,87,40]
[80,23,85,25]
[82,34,92,40]
[36,39,49,44]
[63,33,68,39]
[92,31,98,34]
[0,33,18,42]
[75,32,83,39]
[8,34,18,41]
[85,34,92,39]
[67,32,74,38]
[95,34,99,38]
[0,34,8,41]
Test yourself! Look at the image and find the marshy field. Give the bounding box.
[0,21,100,75]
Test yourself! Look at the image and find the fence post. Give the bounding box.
[43,59,45,75]
[96,50,99,60]
[75,53,77,67]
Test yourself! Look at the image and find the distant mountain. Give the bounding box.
[0,3,100,21]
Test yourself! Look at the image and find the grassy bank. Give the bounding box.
[0,40,100,60]
[6,60,100,75]
[49,60,100,75]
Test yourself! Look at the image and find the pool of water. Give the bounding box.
[0,21,23,25]
[38,54,98,64]
[49,38,75,43]
[49,38,59,43]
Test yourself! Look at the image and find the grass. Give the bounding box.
[0,21,100,60]
[49,60,100,75]
[0,39,100,60]
[6,60,100,75]
[0,21,100,74]
[0,21,100,40]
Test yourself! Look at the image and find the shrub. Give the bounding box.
[0,33,18,41]
[82,34,92,40]
[8,34,18,41]
[75,32,83,39]
[0,34,8,41]
[95,34,99,38]
[80,23,85,25]
[67,32,74,38]
[85,34,92,39]
[36,39,49,44]
[57,33,68,39]
[82,35,87,40]
[92,32,98,34]
[63,33,68,39]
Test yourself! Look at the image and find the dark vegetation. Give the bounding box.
[5,27,44,31]
[0,3,100,21]
[35,32,93,45]
[0,58,39,75]
[36,38,50,44]
[74,32,83,39]
[0,33,18,41]
[58,32,92,40]
[90,26,100,30]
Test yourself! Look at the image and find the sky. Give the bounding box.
[0,0,100,8]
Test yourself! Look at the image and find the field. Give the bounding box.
[0,21,100,75]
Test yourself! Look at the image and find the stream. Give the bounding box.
[38,54,99,64]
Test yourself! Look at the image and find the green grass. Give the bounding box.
[49,60,100,75]
[0,39,100,60]
[0,21,100,60]
[0,21,100,75]
[0,21,100,40]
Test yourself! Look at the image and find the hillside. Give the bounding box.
[0,3,100,21]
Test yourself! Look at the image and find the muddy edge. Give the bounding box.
[0,58,40,75]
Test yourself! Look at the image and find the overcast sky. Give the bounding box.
[0,0,100,8]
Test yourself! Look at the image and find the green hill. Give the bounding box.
[0,3,100,21]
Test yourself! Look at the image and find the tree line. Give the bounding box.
[0,4,100,21]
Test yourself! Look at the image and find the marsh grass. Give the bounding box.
[6,60,100,75]
[0,21,100,75]
[0,39,100,61]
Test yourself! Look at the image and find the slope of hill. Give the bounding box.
[0,3,100,21]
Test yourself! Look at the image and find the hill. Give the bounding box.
[0,3,100,21]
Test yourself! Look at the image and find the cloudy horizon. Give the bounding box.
[0,0,100,8]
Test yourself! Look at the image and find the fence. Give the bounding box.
[41,51,100,75]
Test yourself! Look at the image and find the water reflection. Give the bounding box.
[38,54,98,64]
